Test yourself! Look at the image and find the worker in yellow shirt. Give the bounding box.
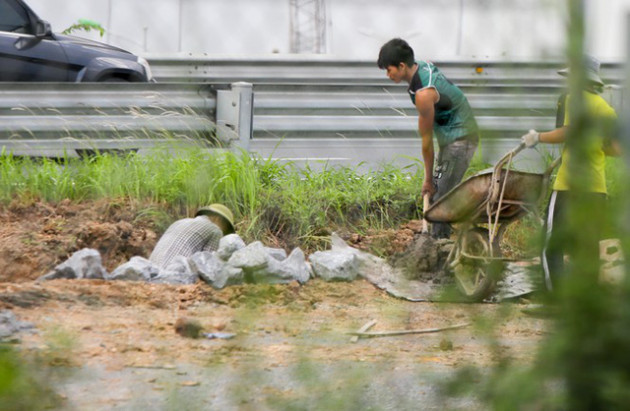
[521,55,621,292]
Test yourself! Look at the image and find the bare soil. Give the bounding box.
[1,278,546,409]
[346,219,421,256]
[0,201,547,409]
[0,199,158,282]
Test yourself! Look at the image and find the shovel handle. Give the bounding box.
[422,194,430,234]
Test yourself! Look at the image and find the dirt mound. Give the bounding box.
[345,219,453,285]
[0,199,451,286]
[76,220,156,268]
[391,235,454,284]
[346,220,422,256]
[0,199,158,282]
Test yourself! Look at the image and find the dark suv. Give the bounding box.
[0,0,153,82]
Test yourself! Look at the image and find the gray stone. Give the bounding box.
[309,250,359,282]
[107,257,160,282]
[249,248,311,284]
[0,310,34,341]
[218,265,245,288]
[228,241,270,272]
[330,232,399,281]
[190,251,223,283]
[330,234,439,302]
[38,248,107,281]
[150,256,199,285]
[265,247,288,261]
[281,248,312,283]
[189,251,244,289]
[331,232,391,269]
[330,232,401,271]
[217,234,247,261]
[331,232,352,250]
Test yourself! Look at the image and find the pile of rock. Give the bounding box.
[39,233,386,289]
[38,234,313,288]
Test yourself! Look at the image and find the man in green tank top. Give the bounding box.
[378,38,479,239]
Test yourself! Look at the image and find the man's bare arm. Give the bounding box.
[602,117,622,157]
[539,127,567,144]
[532,125,621,156]
[415,88,439,197]
[603,139,622,157]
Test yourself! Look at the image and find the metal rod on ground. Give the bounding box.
[348,322,470,339]
[350,319,377,343]
[422,194,430,234]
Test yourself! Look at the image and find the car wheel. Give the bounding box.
[449,227,504,302]
[99,77,131,83]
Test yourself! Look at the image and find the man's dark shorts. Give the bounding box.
[431,134,479,239]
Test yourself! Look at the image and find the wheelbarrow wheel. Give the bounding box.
[449,227,503,302]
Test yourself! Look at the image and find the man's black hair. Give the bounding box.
[377,38,415,69]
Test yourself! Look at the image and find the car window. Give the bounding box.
[0,0,31,33]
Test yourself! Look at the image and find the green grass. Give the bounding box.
[0,146,424,250]
[1,142,622,252]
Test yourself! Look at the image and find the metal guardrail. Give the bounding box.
[248,86,562,171]
[0,57,624,167]
[0,82,253,156]
[146,56,623,142]
[147,55,624,87]
[251,88,558,140]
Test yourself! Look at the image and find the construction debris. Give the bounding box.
[217,234,247,261]
[309,250,359,282]
[350,320,377,343]
[249,247,311,285]
[37,235,313,288]
[38,248,107,281]
[107,256,160,282]
[348,323,470,339]
[600,238,626,285]
[190,251,244,289]
[151,256,199,285]
[203,332,236,340]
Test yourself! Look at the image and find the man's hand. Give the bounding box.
[521,129,540,148]
[422,180,436,197]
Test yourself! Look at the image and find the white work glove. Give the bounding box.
[521,129,540,148]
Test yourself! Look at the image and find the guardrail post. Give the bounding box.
[216,82,254,150]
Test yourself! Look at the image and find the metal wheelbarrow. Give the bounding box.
[424,142,561,301]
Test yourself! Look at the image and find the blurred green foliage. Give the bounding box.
[445,1,630,409]
[62,19,105,37]
[0,345,62,410]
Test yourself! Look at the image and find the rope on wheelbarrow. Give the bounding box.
[487,151,515,249]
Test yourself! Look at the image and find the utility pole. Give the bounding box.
[106,0,112,44]
[289,0,328,54]
[456,0,464,56]
[178,0,184,52]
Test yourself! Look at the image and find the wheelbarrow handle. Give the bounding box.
[493,142,526,175]
[544,156,562,178]
[422,194,430,234]
[507,141,527,160]
[537,156,562,205]
[487,142,526,204]
[514,141,528,153]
